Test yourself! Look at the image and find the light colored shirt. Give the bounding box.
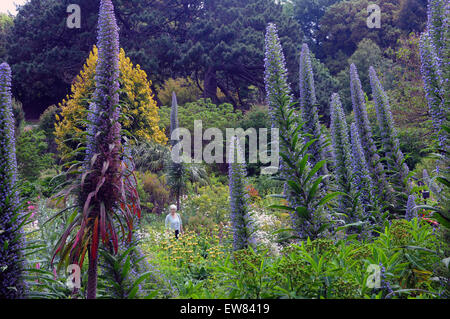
[165,213,182,231]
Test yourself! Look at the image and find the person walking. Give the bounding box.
[165,204,183,239]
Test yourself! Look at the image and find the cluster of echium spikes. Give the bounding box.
[0,62,24,299]
[350,122,375,216]
[330,93,359,221]
[350,64,391,206]
[419,0,449,152]
[299,43,328,177]
[228,136,255,251]
[369,66,411,203]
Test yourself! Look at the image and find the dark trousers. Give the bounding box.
[175,229,179,239]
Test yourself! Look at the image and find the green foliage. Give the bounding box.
[159,98,242,136]
[389,33,433,170]
[182,183,230,233]
[0,13,13,60]
[310,53,339,123]
[337,39,395,112]
[12,98,25,136]
[24,199,82,299]
[179,0,302,104]
[314,0,426,77]
[38,105,60,154]
[237,104,271,176]
[16,129,55,182]
[185,218,442,299]
[136,171,169,215]
[291,0,342,49]
[156,77,204,106]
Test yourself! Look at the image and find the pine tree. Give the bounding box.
[0,62,24,298]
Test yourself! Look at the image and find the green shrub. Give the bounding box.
[136,171,170,215]
[16,129,55,181]
[159,98,242,137]
[182,183,230,232]
[38,104,60,153]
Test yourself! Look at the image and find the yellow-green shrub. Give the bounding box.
[55,46,167,162]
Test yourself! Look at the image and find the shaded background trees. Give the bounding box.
[4,0,301,118]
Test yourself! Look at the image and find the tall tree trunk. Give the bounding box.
[204,66,218,103]
[87,245,98,299]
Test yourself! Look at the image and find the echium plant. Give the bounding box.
[350,64,392,204]
[405,195,417,221]
[228,136,254,251]
[418,0,449,293]
[53,0,140,299]
[167,91,186,210]
[298,43,328,177]
[330,93,358,221]
[369,66,411,207]
[350,122,376,214]
[264,23,301,233]
[264,24,337,240]
[419,0,449,151]
[0,62,25,298]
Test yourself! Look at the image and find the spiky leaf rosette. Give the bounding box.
[228,136,255,251]
[350,64,392,204]
[330,93,358,220]
[369,66,411,205]
[0,62,24,298]
[299,43,328,177]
